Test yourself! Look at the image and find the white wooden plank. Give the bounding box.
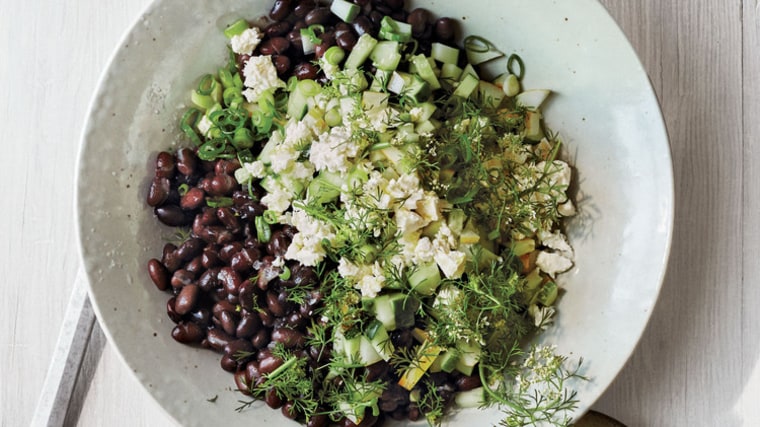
[741,0,760,425]
[594,1,746,426]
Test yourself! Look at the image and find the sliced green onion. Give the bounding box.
[197,138,228,161]
[237,148,255,164]
[206,197,234,208]
[507,54,525,80]
[487,229,501,241]
[263,210,280,224]
[464,36,504,65]
[278,266,292,280]
[255,216,271,243]
[232,127,254,149]
[224,19,249,39]
[251,110,273,134]
[324,46,346,65]
[197,74,217,96]
[223,87,244,108]
[180,108,203,146]
[301,24,324,45]
[191,91,216,111]
[178,183,190,196]
[325,108,342,127]
[218,68,236,89]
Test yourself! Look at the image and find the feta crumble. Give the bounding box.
[242,55,286,102]
[230,27,262,55]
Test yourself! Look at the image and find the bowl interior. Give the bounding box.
[77,0,673,425]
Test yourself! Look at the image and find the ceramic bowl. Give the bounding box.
[76,0,673,425]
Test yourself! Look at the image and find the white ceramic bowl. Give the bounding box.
[76,0,673,425]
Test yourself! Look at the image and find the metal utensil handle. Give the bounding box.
[31,268,99,427]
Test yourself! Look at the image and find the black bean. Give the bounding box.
[219,310,238,336]
[266,291,287,317]
[236,313,261,338]
[231,247,261,272]
[282,401,299,419]
[272,54,292,76]
[208,174,237,196]
[293,0,316,18]
[307,413,329,427]
[406,8,430,37]
[252,328,270,349]
[259,308,276,327]
[170,269,195,289]
[352,16,374,36]
[265,21,293,38]
[188,307,211,329]
[171,321,204,344]
[201,246,221,269]
[147,176,170,207]
[238,280,258,311]
[259,37,291,55]
[287,30,304,53]
[245,360,262,383]
[155,205,192,227]
[175,284,200,315]
[304,7,331,26]
[236,201,267,221]
[455,374,482,391]
[269,0,293,21]
[166,297,182,323]
[407,404,420,421]
[212,300,236,319]
[217,207,241,231]
[185,255,203,276]
[257,259,281,290]
[271,327,306,348]
[265,387,284,409]
[259,354,285,375]
[220,353,238,372]
[197,226,235,245]
[176,238,204,261]
[266,231,291,257]
[198,268,219,292]
[382,0,405,11]
[147,258,170,290]
[176,148,198,176]
[206,328,234,352]
[336,29,358,50]
[293,265,319,287]
[366,361,391,382]
[434,17,456,41]
[180,187,205,210]
[219,242,244,263]
[224,338,254,359]
[155,151,176,178]
[285,311,307,329]
[219,267,243,296]
[234,370,252,396]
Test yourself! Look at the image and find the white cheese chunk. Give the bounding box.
[230,27,262,55]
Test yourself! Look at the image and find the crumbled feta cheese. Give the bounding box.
[385,173,424,210]
[357,271,385,298]
[558,200,576,217]
[416,192,440,223]
[413,237,435,264]
[338,258,361,278]
[269,145,299,174]
[230,27,262,55]
[242,55,286,102]
[285,233,326,266]
[196,114,213,136]
[309,125,362,173]
[537,230,574,258]
[261,181,292,213]
[395,208,426,235]
[434,249,466,279]
[536,251,573,278]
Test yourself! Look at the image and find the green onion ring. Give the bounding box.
[507,54,525,80]
[180,108,203,146]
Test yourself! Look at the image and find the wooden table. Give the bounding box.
[2,1,758,426]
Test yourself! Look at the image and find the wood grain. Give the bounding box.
[594,1,747,426]
[1,0,758,426]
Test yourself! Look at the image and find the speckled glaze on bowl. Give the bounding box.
[76,0,673,425]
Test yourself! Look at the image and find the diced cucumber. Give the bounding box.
[343,334,383,366]
[389,293,419,330]
[536,281,559,306]
[503,74,521,97]
[300,28,317,55]
[408,261,442,296]
[378,16,412,42]
[371,295,396,330]
[366,320,395,361]
[510,238,536,256]
[478,80,506,109]
[523,268,543,301]
[447,209,466,235]
[414,102,437,122]
[435,348,460,373]
[369,69,392,92]
[362,91,389,110]
[454,387,486,408]
[415,119,438,135]
[453,73,480,98]
[330,0,360,23]
[455,340,481,376]
[516,89,552,109]
[386,71,408,95]
[524,110,544,141]
[370,41,402,71]
[431,42,460,65]
[345,34,378,70]
[410,54,441,90]
[307,170,343,204]
[440,63,463,88]
[461,63,479,80]
[398,343,444,390]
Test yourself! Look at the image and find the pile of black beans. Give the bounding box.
[144,1,486,425]
[247,0,460,82]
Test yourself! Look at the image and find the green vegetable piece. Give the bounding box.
[223,19,249,39]
[330,0,361,23]
[453,73,479,98]
[345,34,378,69]
[408,261,442,296]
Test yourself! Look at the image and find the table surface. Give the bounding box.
[2,0,759,426]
